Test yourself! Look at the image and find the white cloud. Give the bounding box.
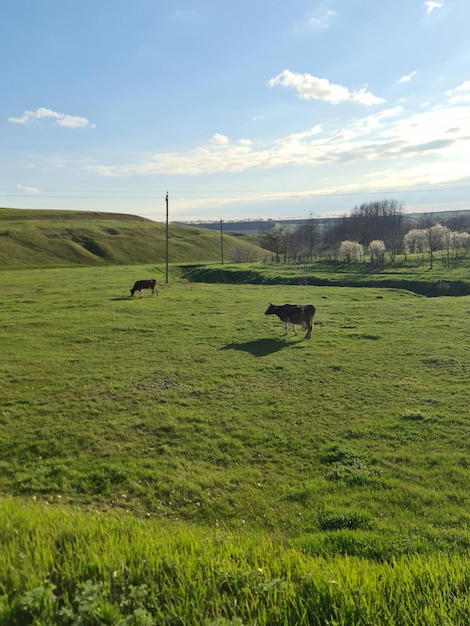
[446,81,470,104]
[8,107,95,128]
[448,95,470,104]
[86,102,470,182]
[17,184,40,194]
[447,81,470,94]
[267,70,385,105]
[174,9,196,19]
[398,70,417,83]
[346,107,404,137]
[209,134,252,148]
[423,1,443,14]
[352,87,386,106]
[210,133,229,145]
[310,10,336,29]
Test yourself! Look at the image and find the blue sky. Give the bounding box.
[2,0,470,222]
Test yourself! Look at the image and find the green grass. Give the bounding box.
[0,208,262,268]
[0,265,468,543]
[0,264,469,623]
[0,499,469,625]
[183,256,470,295]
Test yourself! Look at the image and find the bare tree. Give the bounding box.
[298,216,321,261]
[259,226,285,263]
[228,246,261,263]
[350,199,404,259]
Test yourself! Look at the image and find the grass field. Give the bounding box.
[0,264,469,623]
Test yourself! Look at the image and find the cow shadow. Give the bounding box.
[110,296,155,301]
[221,337,301,357]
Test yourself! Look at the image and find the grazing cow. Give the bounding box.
[265,303,315,339]
[130,279,158,297]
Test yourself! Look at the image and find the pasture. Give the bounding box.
[0,264,469,623]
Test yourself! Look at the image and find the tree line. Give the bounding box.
[258,200,470,268]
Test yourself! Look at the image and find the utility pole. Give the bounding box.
[165,192,169,284]
[220,218,224,265]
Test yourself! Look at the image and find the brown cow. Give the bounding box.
[265,303,315,339]
[130,279,158,297]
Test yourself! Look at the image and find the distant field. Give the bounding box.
[0,264,469,623]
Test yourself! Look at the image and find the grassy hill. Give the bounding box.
[0,207,263,268]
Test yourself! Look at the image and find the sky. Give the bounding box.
[2,0,470,223]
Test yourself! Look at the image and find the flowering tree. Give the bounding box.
[403,224,469,268]
[426,224,447,268]
[454,231,470,252]
[368,240,386,265]
[339,240,362,262]
[403,229,428,256]
[447,230,470,267]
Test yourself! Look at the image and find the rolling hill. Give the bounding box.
[0,207,263,268]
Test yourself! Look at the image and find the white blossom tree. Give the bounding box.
[403,224,469,268]
[368,239,386,265]
[454,231,470,253]
[403,228,430,266]
[447,230,470,267]
[339,240,362,262]
[403,229,428,256]
[426,224,447,269]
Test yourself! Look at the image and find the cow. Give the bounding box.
[130,279,158,297]
[265,303,316,339]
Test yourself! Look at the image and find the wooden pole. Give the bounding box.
[165,192,169,284]
[220,218,224,265]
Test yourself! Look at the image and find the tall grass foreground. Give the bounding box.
[0,499,469,625]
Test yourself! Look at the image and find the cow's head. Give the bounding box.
[265,303,276,315]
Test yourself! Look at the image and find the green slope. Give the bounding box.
[0,207,263,268]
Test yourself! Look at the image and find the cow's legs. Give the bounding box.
[283,321,288,336]
[291,323,298,336]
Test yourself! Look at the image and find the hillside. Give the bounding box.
[0,207,263,268]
